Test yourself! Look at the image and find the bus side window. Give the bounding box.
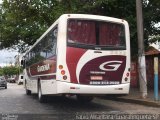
[46,27,57,58]
[25,53,29,67]
[40,37,47,59]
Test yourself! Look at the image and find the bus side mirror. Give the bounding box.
[21,60,26,68]
[20,60,23,66]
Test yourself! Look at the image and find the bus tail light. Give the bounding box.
[59,65,63,69]
[126,72,129,77]
[124,71,130,82]
[61,70,65,75]
[63,75,67,80]
[125,77,128,81]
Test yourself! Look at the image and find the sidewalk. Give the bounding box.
[106,88,160,107]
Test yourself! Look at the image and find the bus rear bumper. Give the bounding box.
[57,81,130,95]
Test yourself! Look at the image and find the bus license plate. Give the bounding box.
[90,76,103,80]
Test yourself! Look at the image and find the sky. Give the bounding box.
[0,49,18,67]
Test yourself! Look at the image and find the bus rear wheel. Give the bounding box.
[38,82,46,103]
[77,95,94,103]
[25,81,31,95]
[26,89,31,95]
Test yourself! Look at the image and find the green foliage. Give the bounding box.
[0,68,3,76]
[0,0,160,56]
[143,0,160,47]
[149,35,160,43]
[2,66,20,76]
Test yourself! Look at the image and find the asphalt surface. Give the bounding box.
[0,83,160,120]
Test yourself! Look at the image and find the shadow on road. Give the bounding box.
[29,94,112,112]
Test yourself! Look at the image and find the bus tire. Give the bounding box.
[38,82,46,103]
[25,81,31,95]
[77,95,94,103]
[26,89,31,95]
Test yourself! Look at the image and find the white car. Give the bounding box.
[17,75,24,85]
[7,77,16,83]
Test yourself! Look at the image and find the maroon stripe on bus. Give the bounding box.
[66,47,86,83]
[27,56,57,77]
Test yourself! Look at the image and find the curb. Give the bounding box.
[107,97,160,107]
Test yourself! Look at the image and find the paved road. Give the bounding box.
[0,83,160,120]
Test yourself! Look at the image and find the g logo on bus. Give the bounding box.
[99,61,123,71]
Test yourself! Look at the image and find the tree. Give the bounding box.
[0,68,3,76]
[143,0,160,46]
[0,0,49,52]
[2,66,20,76]
[77,0,138,55]
[0,0,159,56]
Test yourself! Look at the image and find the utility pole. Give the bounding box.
[136,0,147,98]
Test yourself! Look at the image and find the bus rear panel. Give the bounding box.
[55,15,130,95]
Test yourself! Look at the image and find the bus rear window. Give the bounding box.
[68,20,96,45]
[67,19,126,49]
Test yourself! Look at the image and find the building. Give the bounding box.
[131,46,160,89]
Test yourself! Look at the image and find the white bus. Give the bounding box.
[22,14,130,102]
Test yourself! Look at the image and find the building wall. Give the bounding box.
[131,56,160,89]
[131,60,138,88]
